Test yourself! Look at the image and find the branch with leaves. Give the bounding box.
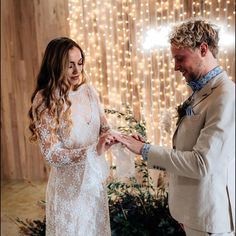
[105,106,147,139]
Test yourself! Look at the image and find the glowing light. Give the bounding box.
[219,26,235,48]
[68,0,235,148]
[142,27,171,50]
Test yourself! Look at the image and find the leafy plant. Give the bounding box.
[108,160,185,236]
[15,217,45,236]
[105,105,147,139]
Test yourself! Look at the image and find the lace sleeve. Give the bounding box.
[88,85,111,134]
[100,115,110,134]
[33,93,94,168]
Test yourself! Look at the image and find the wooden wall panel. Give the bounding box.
[1,0,235,181]
[1,0,69,180]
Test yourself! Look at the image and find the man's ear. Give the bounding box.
[200,43,208,56]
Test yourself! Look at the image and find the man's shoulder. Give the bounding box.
[214,71,234,90]
[212,74,235,104]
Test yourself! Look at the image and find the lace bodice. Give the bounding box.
[33,83,109,167]
[33,83,111,236]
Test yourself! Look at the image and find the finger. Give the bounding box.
[132,134,145,142]
[117,138,130,146]
[137,135,145,142]
[105,138,112,144]
[106,136,117,143]
[111,133,123,139]
[101,131,116,138]
[109,130,121,136]
[124,136,143,147]
[110,139,118,144]
[99,132,109,139]
[112,135,123,142]
[131,134,139,140]
[108,136,117,143]
[123,135,136,141]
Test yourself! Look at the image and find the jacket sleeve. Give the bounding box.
[147,83,235,179]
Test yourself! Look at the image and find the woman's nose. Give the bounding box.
[73,65,79,74]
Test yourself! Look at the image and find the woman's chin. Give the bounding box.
[69,78,81,86]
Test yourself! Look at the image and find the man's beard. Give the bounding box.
[186,71,201,82]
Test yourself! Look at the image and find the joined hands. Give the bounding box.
[96,130,146,156]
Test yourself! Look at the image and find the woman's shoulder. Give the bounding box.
[33,90,43,101]
[31,90,48,121]
[86,83,99,97]
[32,90,45,108]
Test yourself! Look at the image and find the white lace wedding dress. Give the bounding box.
[33,84,111,236]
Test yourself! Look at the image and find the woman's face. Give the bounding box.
[67,46,83,88]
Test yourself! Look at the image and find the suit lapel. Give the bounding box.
[172,72,226,144]
[172,116,184,142]
[192,72,225,108]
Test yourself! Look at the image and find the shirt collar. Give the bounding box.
[187,66,223,92]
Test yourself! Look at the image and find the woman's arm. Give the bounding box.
[32,93,93,168]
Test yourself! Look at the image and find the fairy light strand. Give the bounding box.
[68,0,235,147]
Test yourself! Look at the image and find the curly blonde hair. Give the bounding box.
[28,37,86,142]
[169,18,219,58]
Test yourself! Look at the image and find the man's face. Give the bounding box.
[171,46,204,83]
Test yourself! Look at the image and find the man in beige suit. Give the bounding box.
[117,19,235,236]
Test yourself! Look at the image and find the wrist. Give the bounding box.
[141,143,151,161]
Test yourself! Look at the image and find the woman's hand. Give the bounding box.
[96,132,118,156]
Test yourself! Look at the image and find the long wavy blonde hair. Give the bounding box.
[169,18,219,58]
[28,37,86,142]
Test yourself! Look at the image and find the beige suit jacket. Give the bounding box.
[147,71,235,233]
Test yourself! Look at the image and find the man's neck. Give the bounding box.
[202,56,219,76]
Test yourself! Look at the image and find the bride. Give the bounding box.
[28,37,117,236]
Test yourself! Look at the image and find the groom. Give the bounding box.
[117,19,235,236]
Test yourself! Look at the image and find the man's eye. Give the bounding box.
[176,57,183,62]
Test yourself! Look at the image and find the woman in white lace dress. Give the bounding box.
[28,37,116,236]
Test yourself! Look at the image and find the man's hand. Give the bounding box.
[115,134,145,155]
[131,133,145,142]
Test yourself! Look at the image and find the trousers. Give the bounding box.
[184,225,235,236]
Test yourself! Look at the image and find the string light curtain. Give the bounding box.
[68,0,235,147]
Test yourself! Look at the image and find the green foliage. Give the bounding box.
[15,217,45,236]
[108,161,185,236]
[105,106,147,139]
